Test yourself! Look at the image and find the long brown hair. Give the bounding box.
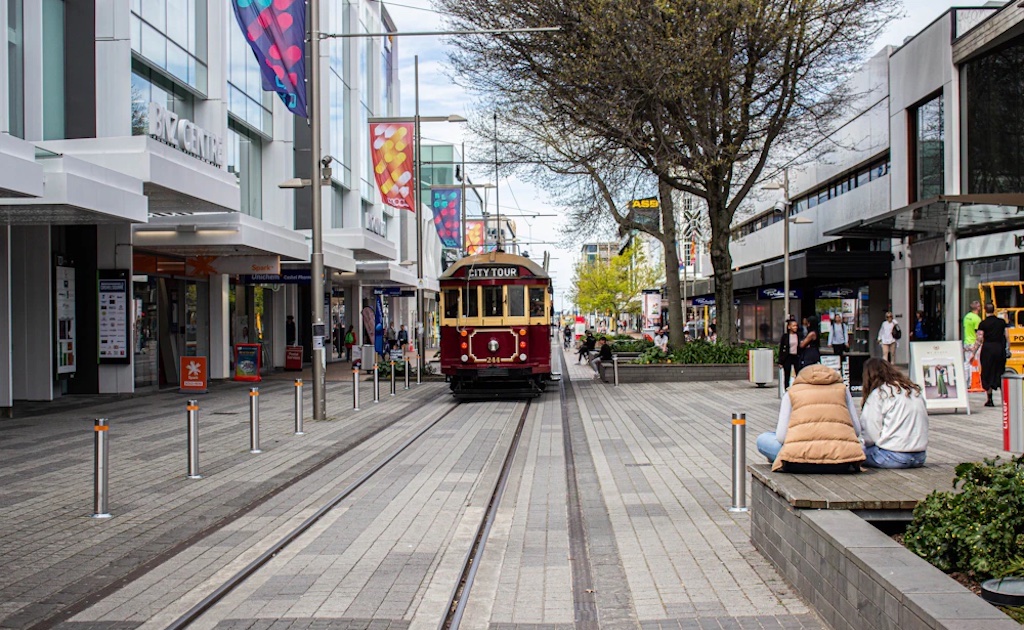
[861,357,921,408]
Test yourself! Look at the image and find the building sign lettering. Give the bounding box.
[148,102,225,167]
[467,267,519,279]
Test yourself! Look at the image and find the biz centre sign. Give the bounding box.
[147,102,224,167]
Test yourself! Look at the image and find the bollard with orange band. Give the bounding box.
[729,413,749,513]
[389,361,396,396]
[92,419,112,519]
[186,400,202,479]
[352,368,361,411]
[294,379,305,436]
[249,387,262,454]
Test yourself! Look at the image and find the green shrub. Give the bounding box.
[610,339,654,353]
[634,346,668,364]
[904,456,1024,578]
[629,340,777,365]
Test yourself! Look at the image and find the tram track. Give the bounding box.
[24,386,451,630]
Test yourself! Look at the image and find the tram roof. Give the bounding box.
[439,251,549,280]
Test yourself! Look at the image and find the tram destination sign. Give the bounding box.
[467,266,519,279]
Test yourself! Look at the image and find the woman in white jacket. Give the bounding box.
[859,358,929,468]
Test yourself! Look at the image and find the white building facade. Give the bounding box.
[0,0,434,411]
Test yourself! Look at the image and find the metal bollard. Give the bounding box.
[373,365,380,403]
[390,361,396,396]
[249,387,262,454]
[186,401,202,479]
[729,413,748,512]
[416,355,421,385]
[294,379,305,435]
[352,368,361,411]
[404,359,410,390]
[613,355,620,387]
[92,419,112,519]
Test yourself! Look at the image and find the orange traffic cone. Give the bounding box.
[968,358,985,393]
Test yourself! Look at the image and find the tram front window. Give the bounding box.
[529,287,545,317]
[483,286,503,317]
[507,286,525,317]
[443,289,459,319]
[462,286,479,318]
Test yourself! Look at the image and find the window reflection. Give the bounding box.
[966,33,1024,194]
[130,0,207,91]
[914,94,945,200]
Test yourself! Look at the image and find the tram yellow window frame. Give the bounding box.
[441,284,549,327]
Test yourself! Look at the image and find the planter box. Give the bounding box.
[751,477,1018,630]
[598,362,748,383]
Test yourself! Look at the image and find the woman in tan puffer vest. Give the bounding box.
[756,364,866,473]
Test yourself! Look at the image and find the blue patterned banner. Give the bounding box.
[430,186,462,249]
[230,0,308,118]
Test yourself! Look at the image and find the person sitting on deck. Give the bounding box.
[858,358,929,469]
[756,364,865,473]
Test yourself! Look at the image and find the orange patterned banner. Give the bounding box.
[465,220,486,255]
[370,122,415,211]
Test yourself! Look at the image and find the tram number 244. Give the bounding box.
[485,356,502,364]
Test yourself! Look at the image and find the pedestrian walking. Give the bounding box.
[963,300,982,379]
[859,358,929,469]
[976,302,1008,407]
[877,312,898,363]
[829,314,849,363]
[333,321,343,358]
[344,326,354,362]
[800,316,821,368]
[563,324,572,349]
[913,311,929,341]
[778,319,803,390]
[397,324,409,348]
[286,315,296,346]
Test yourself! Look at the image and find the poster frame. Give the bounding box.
[233,344,263,382]
[98,270,131,365]
[909,341,970,414]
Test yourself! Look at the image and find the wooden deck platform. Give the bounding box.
[748,463,960,510]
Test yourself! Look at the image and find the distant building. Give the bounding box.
[580,242,618,266]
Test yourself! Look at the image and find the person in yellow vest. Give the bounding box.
[756,364,866,473]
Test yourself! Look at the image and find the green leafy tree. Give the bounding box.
[570,240,659,319]
[613,239,660,317]
[438,0,898,345]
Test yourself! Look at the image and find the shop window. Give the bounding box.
[507,286,525,317]
[7,0,24,138]
[443,289,459,319]
[913,93,945,200]
[461,286,478,318]
[965,33,1024,194]
[483,286,502,317]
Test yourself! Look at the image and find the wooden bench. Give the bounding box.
[748,463,958,510]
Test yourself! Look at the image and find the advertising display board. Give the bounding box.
[910,341,970,413]
[98,271,130,364]
[179,356,208,393]
[55,265,76,375]
[285,346,303,371]
[233,344,262,382]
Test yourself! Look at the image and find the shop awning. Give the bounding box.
[340,260,441,293]
[325,228,398,261]
[39,137,240,214]
[133,213,308,260]
[0,153,147,224]
[0,135,44,198]
[824,194,1024,239]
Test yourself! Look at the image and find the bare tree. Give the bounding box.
[439,0,898,344]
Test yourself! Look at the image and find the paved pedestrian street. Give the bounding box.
[0,346,1008,630]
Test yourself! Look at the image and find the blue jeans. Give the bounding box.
[757,432,783,463]
[863,446,926,469]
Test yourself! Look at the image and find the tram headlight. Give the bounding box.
[519,353,527,362]
[487,339,499,352]
[461,354,469,362]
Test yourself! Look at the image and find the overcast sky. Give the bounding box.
[380,0,999,308]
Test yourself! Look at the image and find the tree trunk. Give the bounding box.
[659,181,685,350]
[708,199,736,345]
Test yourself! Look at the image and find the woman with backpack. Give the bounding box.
[344,326,355,362]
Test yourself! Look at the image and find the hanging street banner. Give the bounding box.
[465,220,487,255]
[186,255,280,277]
[230,0,307,118]
[430,185,462,248]
[370,122,415,211]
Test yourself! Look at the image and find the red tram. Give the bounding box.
[438,252,553,399]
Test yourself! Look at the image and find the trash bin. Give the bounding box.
[361,344,377,371]
[1002,373,1024,453]
[748,348,775,388]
